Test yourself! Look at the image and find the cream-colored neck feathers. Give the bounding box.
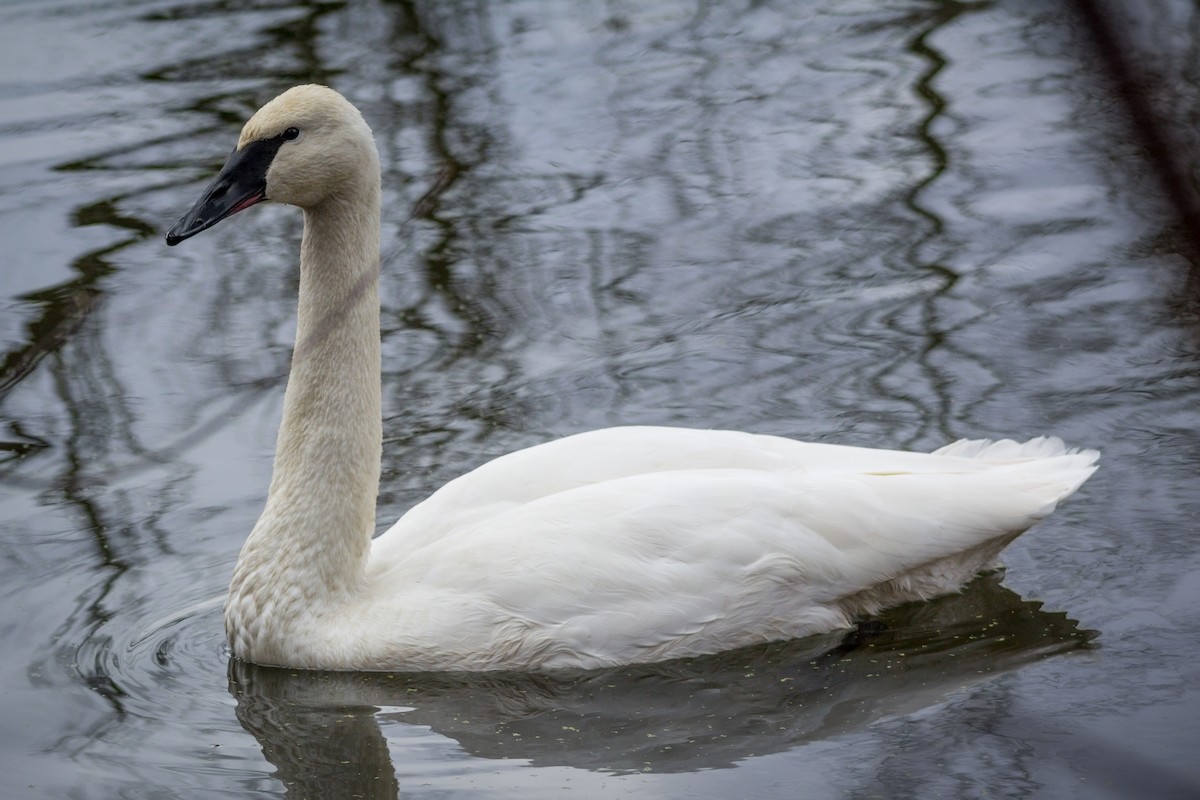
[225,86,382,660]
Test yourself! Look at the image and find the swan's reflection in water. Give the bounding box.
[230,574,1093,797]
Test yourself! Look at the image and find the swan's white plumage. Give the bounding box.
[361,428,1096,670]
[170,85,1099,672]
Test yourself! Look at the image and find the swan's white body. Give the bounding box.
[168,86,1099,672]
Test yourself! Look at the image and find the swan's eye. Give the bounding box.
[282,127,300,141]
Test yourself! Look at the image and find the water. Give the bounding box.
[1,0,1198,797]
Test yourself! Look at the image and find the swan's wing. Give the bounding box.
[374,427,792,554]
[367,445,1096,668]
[400,461,1090,599]
[375,426,1094,555]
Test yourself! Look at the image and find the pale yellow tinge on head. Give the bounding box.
[234,84,380,209]
[237,84,361,148]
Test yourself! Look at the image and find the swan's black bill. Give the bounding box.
[165,134,289,246]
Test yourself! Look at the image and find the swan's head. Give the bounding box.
[166,84,379,245]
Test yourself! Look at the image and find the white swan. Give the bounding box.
[166,85,1099,672]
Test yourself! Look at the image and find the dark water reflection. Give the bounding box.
[2,0,1200,798]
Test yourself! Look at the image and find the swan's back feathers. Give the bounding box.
[380,427,1097,551]
[361,427,1098,669]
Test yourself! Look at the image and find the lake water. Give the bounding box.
[2,1,1199,797]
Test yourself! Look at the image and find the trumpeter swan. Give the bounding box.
[166,85,1098,672]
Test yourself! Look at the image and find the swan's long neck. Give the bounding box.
[229,182,382,627]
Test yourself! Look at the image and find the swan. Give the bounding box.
[165,85,1099,672]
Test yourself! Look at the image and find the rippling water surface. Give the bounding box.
[2,1,1199,797]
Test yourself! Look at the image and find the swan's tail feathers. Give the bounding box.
[935,435,1101,511]
[933,435,1093,462]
